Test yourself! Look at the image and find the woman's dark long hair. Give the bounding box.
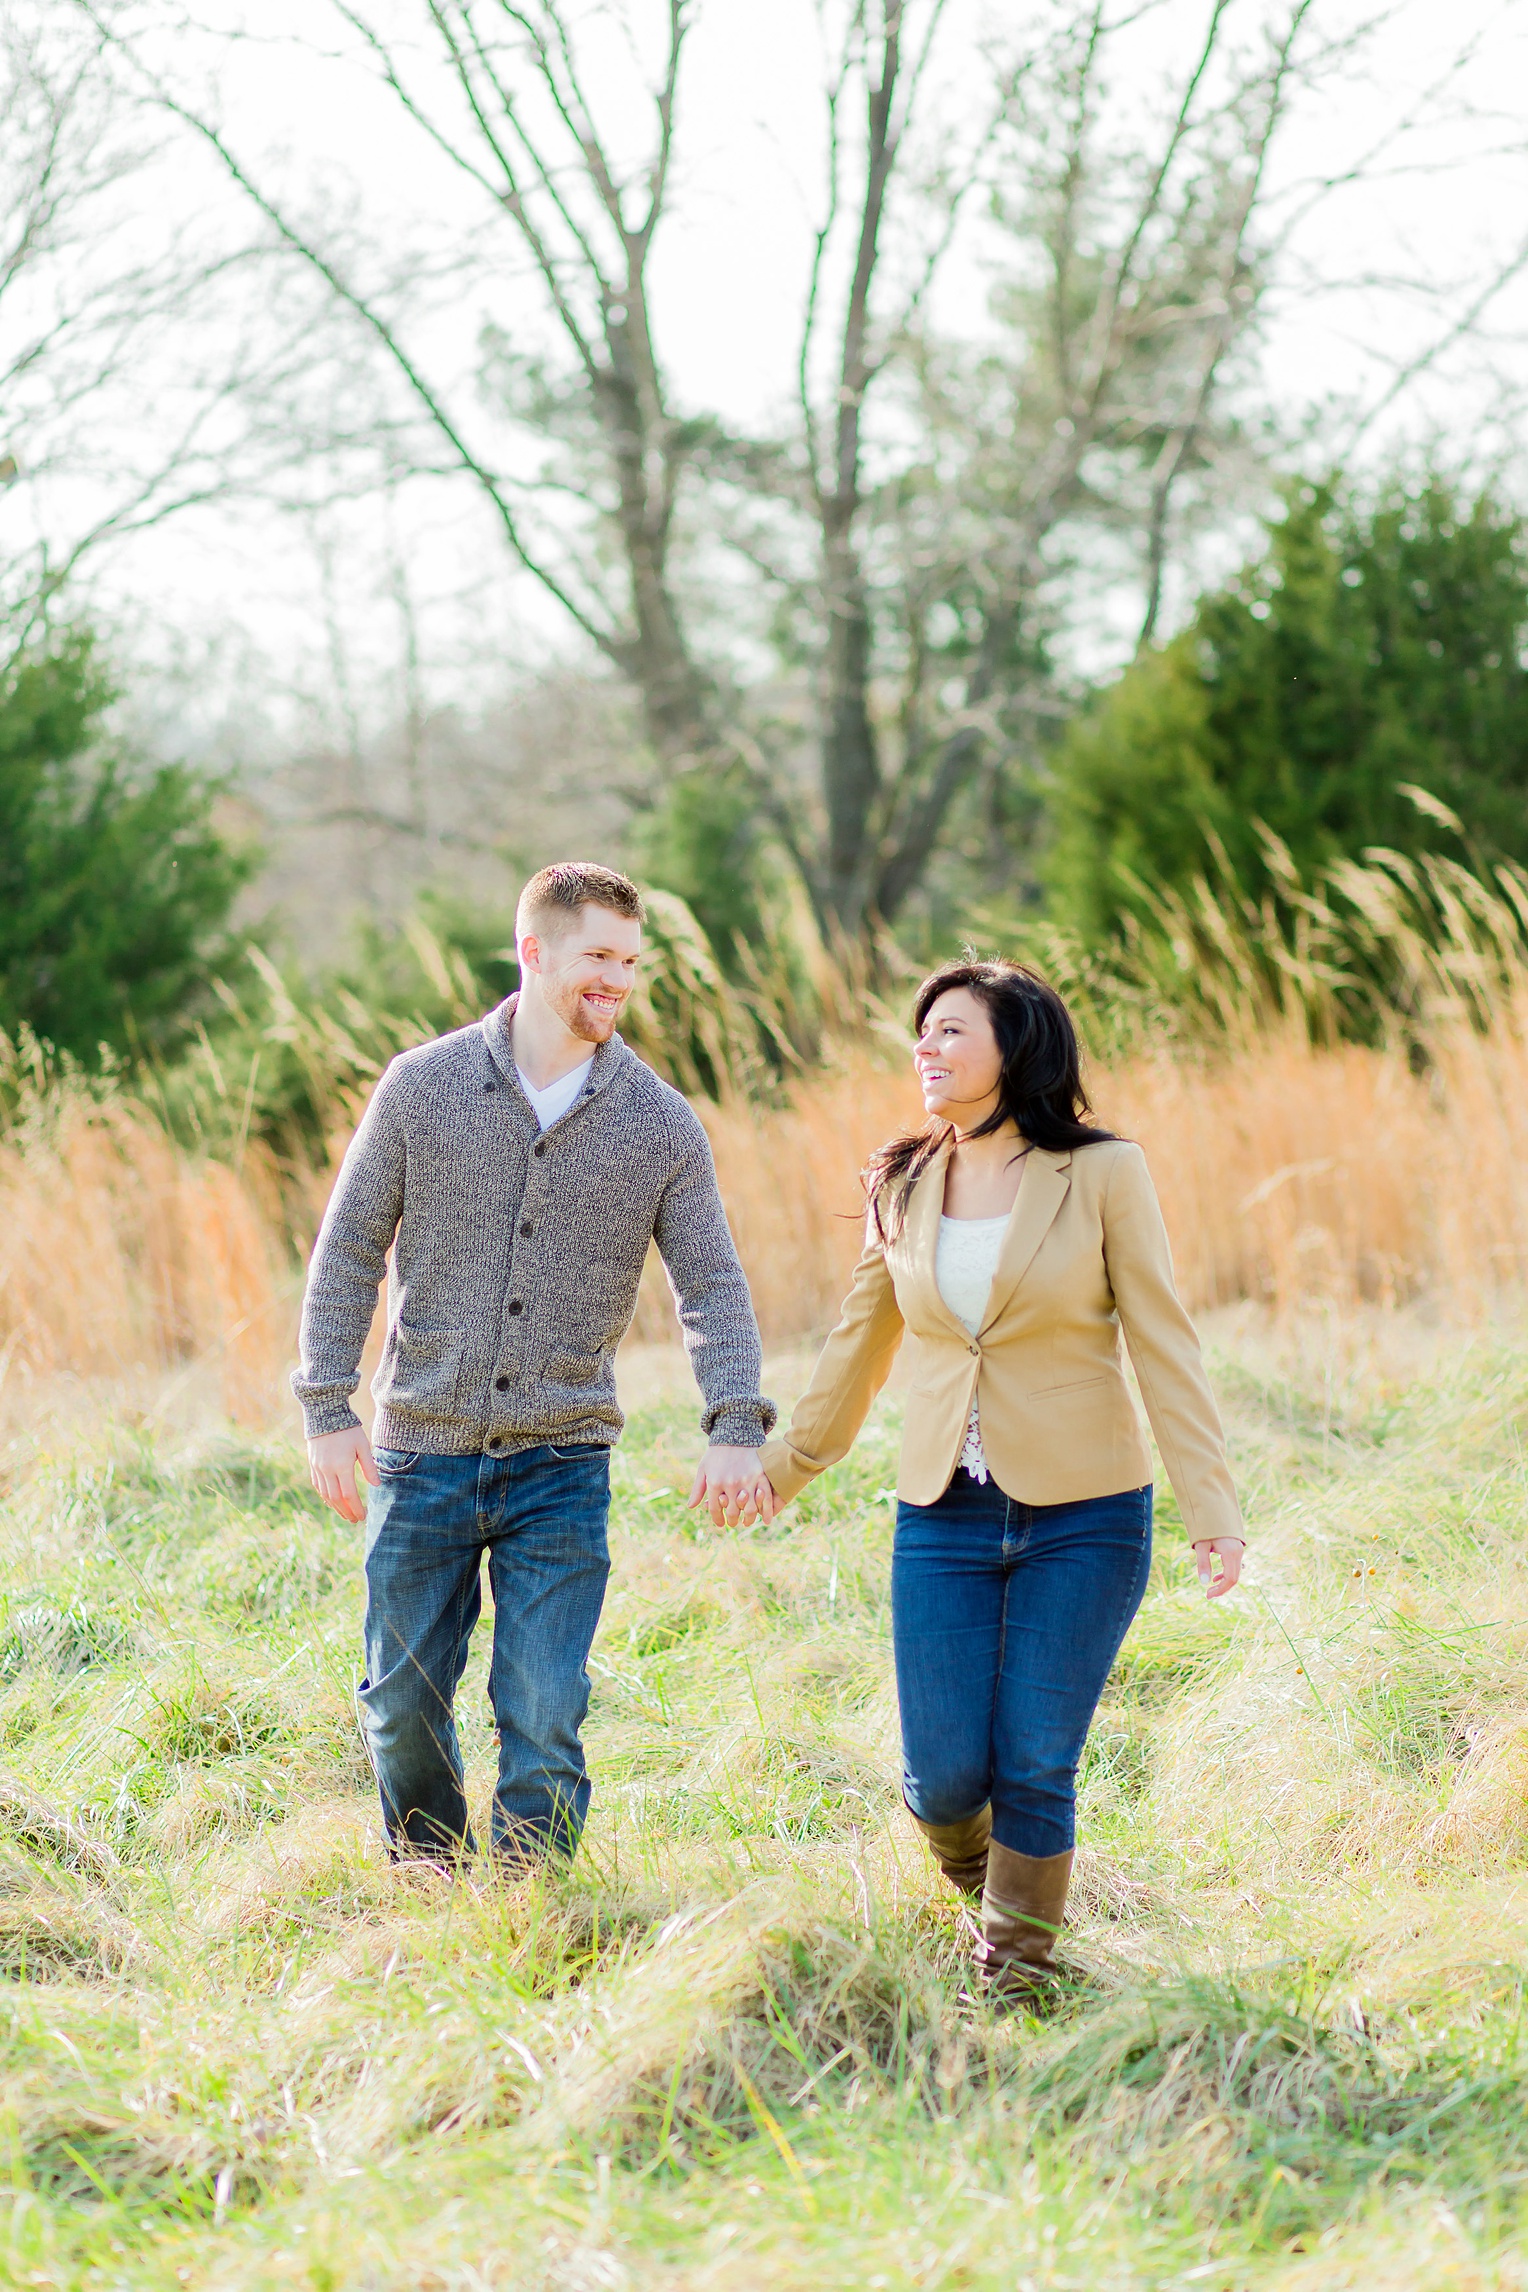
[865,959,1117,1240]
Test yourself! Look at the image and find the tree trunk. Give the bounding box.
[810,1,903,940]
[820,506,881,934]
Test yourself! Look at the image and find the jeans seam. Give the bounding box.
[442,1539,479,1785]
[1100,1492,1153,1661]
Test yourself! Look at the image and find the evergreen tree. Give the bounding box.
[0,632,251,1061]
[1047,480,1528,941]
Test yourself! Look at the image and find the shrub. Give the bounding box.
[1047,476,1528,944]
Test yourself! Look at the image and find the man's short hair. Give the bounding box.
[516,861,645,943]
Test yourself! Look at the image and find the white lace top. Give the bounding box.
[934,1214,1009,1483]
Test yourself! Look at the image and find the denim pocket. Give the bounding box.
[546,1442,609,1467]
[374,1449,422,1477]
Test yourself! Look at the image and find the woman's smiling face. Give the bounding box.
[913,987,1003,1125]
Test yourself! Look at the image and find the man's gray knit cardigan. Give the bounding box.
[291,999,776,1458]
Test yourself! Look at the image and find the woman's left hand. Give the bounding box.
[1192,1538,1244,1599]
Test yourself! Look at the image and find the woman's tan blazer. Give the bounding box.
[758,1138,1243,1544]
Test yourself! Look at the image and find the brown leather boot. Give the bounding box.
[974,1841,1074,2001]
[906,1801,991,1897]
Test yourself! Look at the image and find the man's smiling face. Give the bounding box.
[520,903,643,1043]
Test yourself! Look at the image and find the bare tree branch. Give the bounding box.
[78,0,624,662]
[1139,0,1316,645]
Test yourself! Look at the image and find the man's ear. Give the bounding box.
[517,931,542,977]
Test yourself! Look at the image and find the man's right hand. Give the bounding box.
[307,1426,379,1523]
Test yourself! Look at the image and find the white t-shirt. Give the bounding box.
[516,1054,595,1131]
[935,1213,1008,1337]
[935,1213,1009,1485]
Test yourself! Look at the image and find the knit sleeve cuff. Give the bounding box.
[291,1375,363,1443]
[702,1396,778,1449]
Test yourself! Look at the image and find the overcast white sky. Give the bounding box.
[16,0,1528,751]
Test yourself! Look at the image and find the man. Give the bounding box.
[295,860,776,1868]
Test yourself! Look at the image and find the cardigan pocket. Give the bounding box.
[373,1320,466,1415]
[548,1349,602,1387]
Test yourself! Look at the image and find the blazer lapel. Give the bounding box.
[979,1148,1072,1333]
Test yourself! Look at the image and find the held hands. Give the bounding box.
[1193,1537,1244,1600]
[687,1445,778,1530]
[307,1426,379,1524]
[309,1428,778,1532]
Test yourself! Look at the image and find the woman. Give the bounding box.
[758,960,1244,1999]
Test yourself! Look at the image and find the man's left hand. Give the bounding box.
[687,1445,777,1529]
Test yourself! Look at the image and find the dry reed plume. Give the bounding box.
[8,997,1528,1416]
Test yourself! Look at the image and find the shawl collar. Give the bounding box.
[480,993,633,1118]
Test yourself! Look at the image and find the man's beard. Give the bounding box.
[549,977,626,1042]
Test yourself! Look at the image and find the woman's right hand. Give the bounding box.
[1193,1538,1244,1599]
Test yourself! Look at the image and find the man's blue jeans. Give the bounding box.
[359,1443,611,1864]
[893,1473,1153,1860]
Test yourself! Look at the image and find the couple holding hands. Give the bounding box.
[295,861,1243,2001]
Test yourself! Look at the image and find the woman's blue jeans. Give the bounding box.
[359,1442,611,1865]
[893,1473,1153,1859]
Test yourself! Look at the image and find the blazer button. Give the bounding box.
[969,1343,980,1356]
[508,1300,523,1316]
[494,1375,509,1391]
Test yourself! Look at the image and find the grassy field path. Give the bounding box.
[2,1316,1528,2288]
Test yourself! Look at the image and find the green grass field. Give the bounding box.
[4,1319,1528,2290]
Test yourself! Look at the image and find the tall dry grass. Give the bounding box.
[7,995,1528,1414]
[0,1096,292,1424]
[690,1000,1528,1342]
[1108,1009,1528,1313]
